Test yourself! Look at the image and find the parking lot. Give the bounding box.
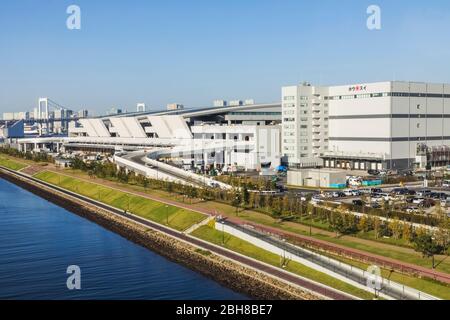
[312,186,450,216]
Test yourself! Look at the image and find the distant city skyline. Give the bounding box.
[2,0,450,113]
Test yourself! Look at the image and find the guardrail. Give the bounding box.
[142,156,233,190]
[219,219,439,300]
[114,155,184,183]
[233,218,450,285]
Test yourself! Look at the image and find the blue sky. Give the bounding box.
[1,0,450,114]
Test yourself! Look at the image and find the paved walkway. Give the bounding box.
[44,167,450,284]
[3,165,351,300]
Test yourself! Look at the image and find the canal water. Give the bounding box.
[0,178,245,300]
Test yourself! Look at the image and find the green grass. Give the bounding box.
[55,167,450,275]
[34,171,206,231]
[317,252,450,300]
[220,211,450,275]
[191,225,376,300]
[0,156,27,171]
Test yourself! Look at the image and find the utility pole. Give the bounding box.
[309,210,312,236]
[221,220,225,246]
[166,205,169,225]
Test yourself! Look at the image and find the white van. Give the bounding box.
[443,180,450,188]
[441,198,450,208]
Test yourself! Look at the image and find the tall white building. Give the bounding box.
[282,83,329,168]
[283,81,450,170]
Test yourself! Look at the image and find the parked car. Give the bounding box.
[399,170,414,177]
[433,192,448,200]
[352,200,364,206]
[441,198,450,208]
[391,188,409,195]
[331,191,346,198]
[311,195,323,204]
[412,198,425,205]
[416,189,431,197]
[405,197,415,204]
[443,180,450,188]
[406,207,420,214]
[420,199,435,208]
[367,169,380,176]
[343,189,354,197]
[370,188,383,194]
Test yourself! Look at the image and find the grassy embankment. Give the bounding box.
[191,225,376,300]
[34,171,206,231]
[316,251,450,300]
[0,156,28,171]
[57,167,450,275]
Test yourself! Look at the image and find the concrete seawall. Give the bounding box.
[0,169,320,300]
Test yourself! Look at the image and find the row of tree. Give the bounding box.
[2,151,449,266]
[0,146,53,163]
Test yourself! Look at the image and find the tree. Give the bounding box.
[389,219,403,240]
[248,192,255,209]
[282,195,290,215]
[358,216,369,233]
[329,212,345,236]
[142,177,149,191]
[412,233,445,269]
[231,190,242,215]
[435,203,450,253]
[402,223,412,242]
[242,185,250,206]
[373,217,382,239]
[271,197,282,217]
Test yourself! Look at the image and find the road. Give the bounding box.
[122,152,206,188]
[0,166,354,300]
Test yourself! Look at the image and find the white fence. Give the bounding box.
[114,155,186,184]
[215,222,439,300]
[143,156,232,190]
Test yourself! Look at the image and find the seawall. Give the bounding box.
[0,168,320,300]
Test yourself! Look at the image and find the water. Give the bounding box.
[0,178,246,300]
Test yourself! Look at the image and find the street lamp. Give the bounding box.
[166,205,169,225]
[221,220,225,246]
[281,239,287,268]
[309,210,312,236]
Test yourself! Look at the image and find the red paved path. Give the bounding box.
[50,169,450,285]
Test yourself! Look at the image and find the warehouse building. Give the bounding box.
[283,81,450,170]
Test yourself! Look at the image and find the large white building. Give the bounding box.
[66,103,282,170]
[283,81,450,170]
[282,83,329,168]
